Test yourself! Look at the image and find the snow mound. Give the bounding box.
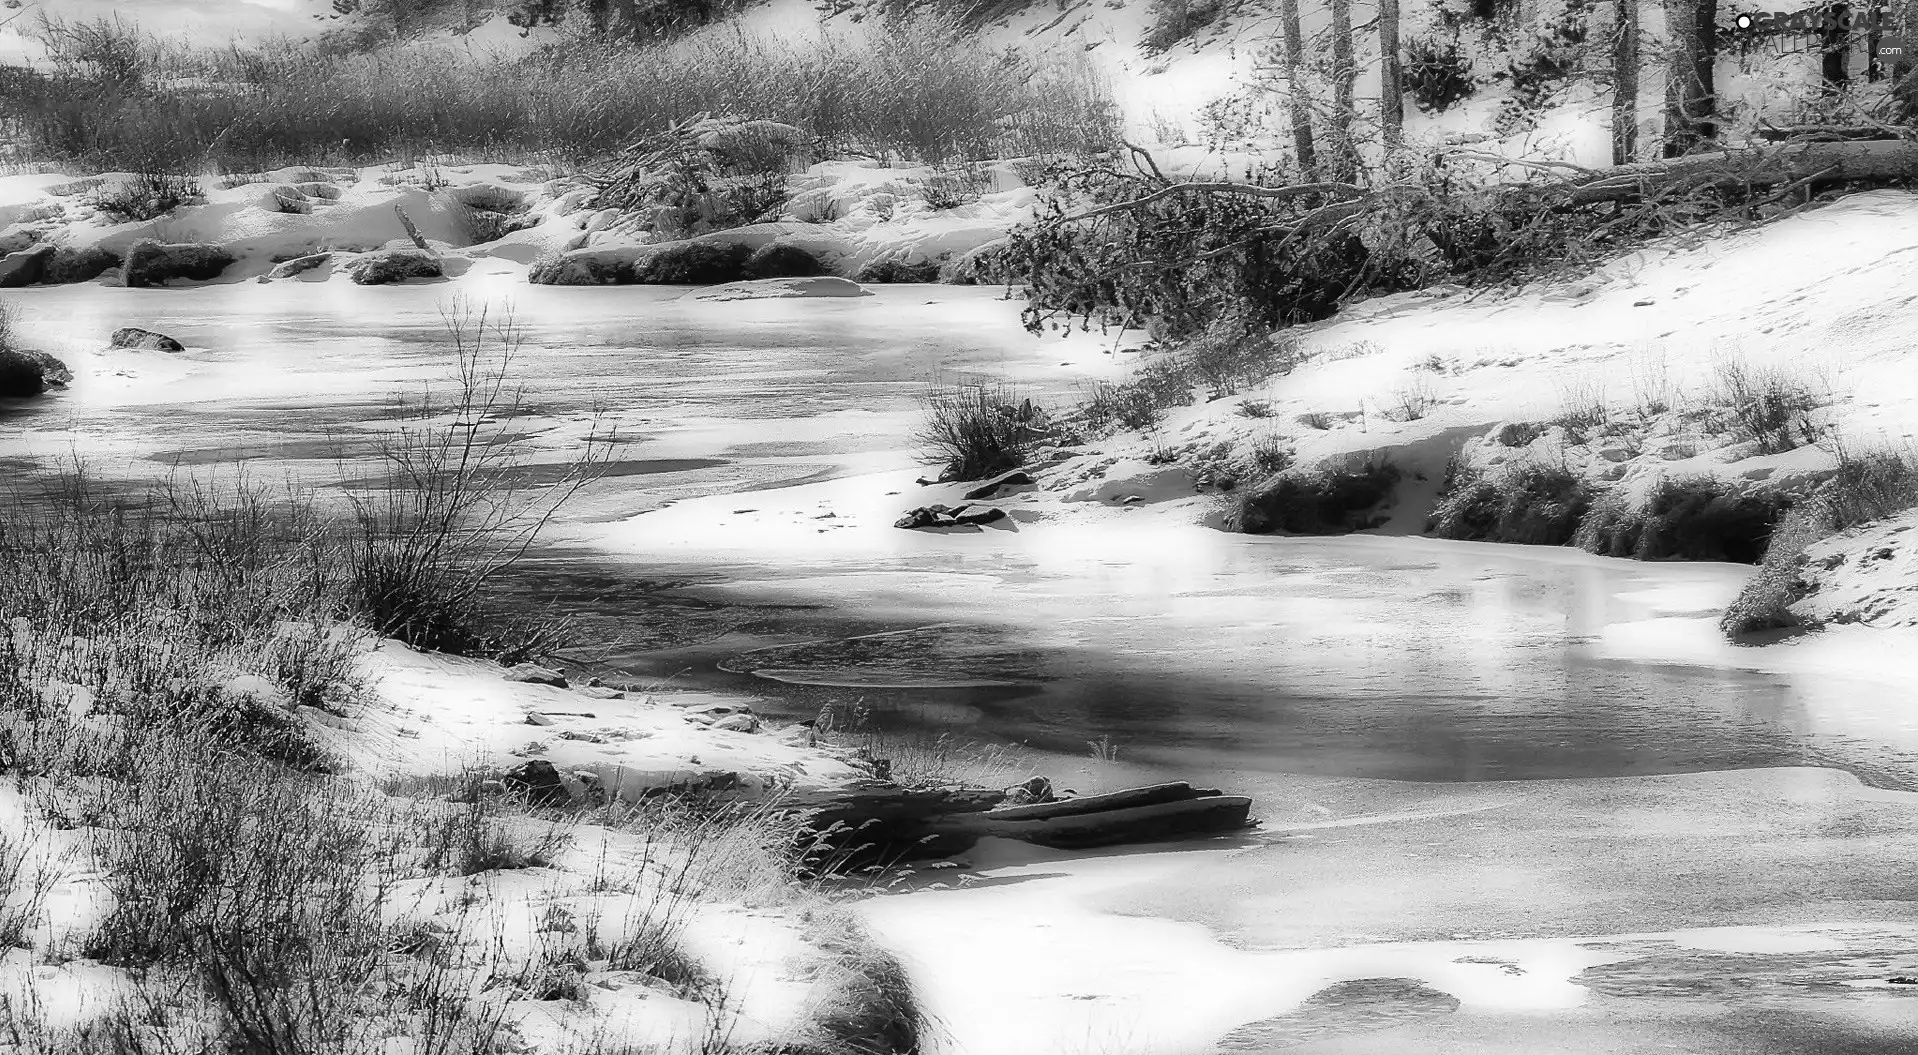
[680,276,872,302]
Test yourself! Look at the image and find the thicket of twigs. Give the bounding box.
[1004,140,1918,341]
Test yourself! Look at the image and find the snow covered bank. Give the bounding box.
[865,767,1918,1055]
[0,153,1035,291]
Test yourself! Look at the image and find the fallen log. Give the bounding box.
[954,795,1255,850]
[783,779,1253,874]
[1754,123,1907,143]
[964,780,1221,821]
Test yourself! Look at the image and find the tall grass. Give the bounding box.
[914,379,1057,482]
[2,14,1117,172]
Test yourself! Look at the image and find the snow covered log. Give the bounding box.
[1554,139,1918,206]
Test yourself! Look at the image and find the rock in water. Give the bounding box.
[0,244,53,288]
[122,240,237,287]
[345,248,443,285]
[0,349,72,395]
[110,327,185,352]
[503,663,568,688]
[502,759,571,806]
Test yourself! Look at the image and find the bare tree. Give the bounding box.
[1663,0,1718,157]
[1380,0,1404,156]
[1613,0,1640,164]
[1278,0,1319,177]
[1328,0,1361,182]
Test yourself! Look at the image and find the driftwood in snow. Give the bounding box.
[392,204,432,253]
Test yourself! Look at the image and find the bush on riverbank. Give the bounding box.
[1574,476,1793,564]
[1,13,1117,172]
[1427,458,1592,546]
[1720,444,1918,636]
[1229,457,1403,534]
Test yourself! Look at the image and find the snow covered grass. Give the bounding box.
[1720,444,1918,637]
[2,13,1115,173]
[0,463,934,1052]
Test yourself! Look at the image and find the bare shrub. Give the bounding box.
[1383,377,1438,422]
[1079,380,1164,432]
[415,791,570,877]
[343,296,605,662]
[1244,433,1296,476]
[0,829,54,950]
[1237,399,1273,418]
[87,171,202,222]
[1627,346,1674,418]
[1182,317,1298,397]
[1706,356,1826,453]
[1553,378,1608,435]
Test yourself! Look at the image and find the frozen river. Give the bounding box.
[5,279,1917,1053]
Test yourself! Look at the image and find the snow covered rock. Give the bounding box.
[502,758,571,806]
[679,276,870,303]
[0,349,62,397]
[504,663,568,688]
[345,247,442,285]
[0,244,52,287]
[109,327,185,352]
[43,246,120,285]
[122,239,237,287]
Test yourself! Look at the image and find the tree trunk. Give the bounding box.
[1329,0,1360,182]
[1613,0,1640,164]
[1824,2,1853,88]
[1279,0,1319,178]
[1662,0,1718,157]
[1379,0,1404,157]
